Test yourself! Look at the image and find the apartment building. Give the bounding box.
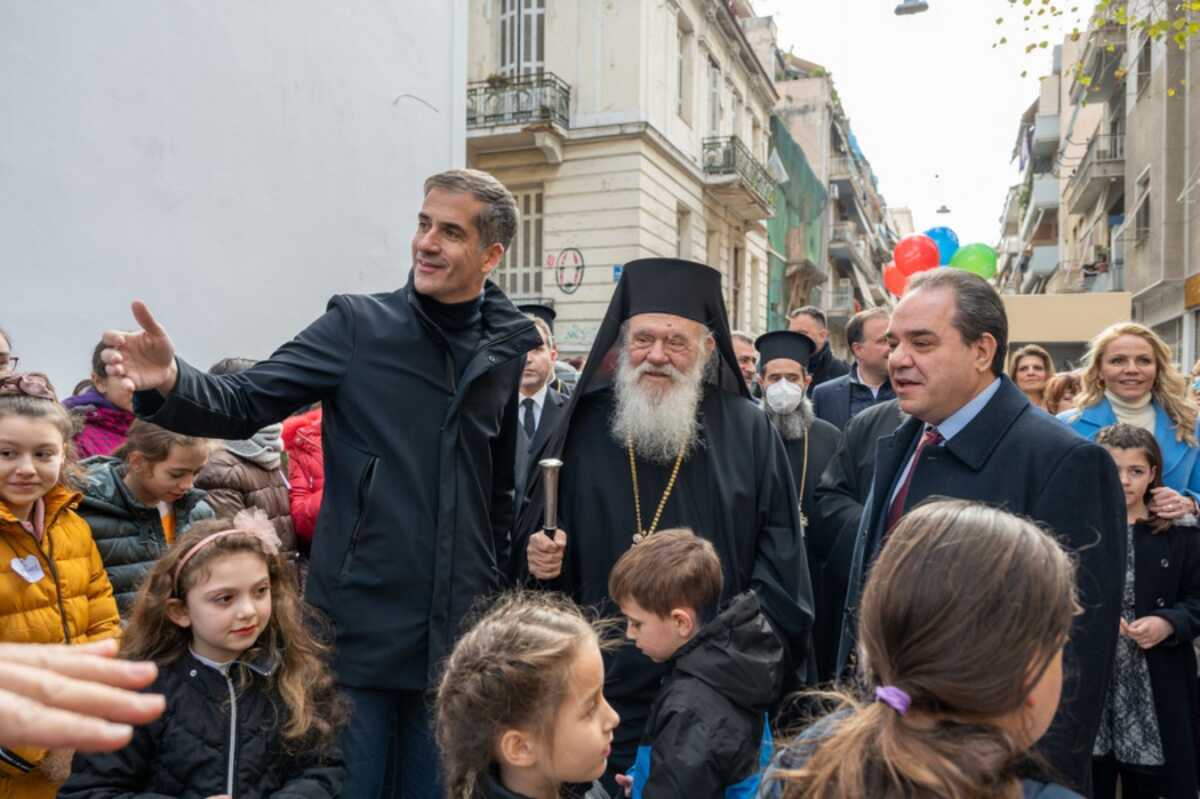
[770,53,895,345]
[1001,3,1200,365]
[465,0,780,353]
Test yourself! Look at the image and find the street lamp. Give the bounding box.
[895,0,929,15]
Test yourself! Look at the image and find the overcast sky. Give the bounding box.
[757,0,1082,247]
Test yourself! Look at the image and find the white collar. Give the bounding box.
[521,382,549,409]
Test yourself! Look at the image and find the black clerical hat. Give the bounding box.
[618,258,724,326]
[754,331,816,371]
[519,303,557,333]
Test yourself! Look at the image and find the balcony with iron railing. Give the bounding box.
[1066,133,1125,216]
[467,72,570,129]
[702,136,777,220]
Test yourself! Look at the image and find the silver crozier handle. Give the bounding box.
[539,458,564,536]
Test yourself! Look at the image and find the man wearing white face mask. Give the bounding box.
[756,330,843,683]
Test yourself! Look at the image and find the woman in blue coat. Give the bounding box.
[1061,322,1200,519]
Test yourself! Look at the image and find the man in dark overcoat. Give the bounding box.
[99,169,542,799]
[836,268,1125,797]
[810,398,904,681]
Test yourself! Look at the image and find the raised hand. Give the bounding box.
[101,301,179,395]
[0,640,164,752]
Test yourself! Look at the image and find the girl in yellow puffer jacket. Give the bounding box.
[0,373,120,797]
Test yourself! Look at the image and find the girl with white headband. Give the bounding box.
[61,509,347,799]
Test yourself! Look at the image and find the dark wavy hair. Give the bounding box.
[120,516,346,753]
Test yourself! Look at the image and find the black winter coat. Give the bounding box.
[839,378,1126,794]
[805,342,850,396]
[809,399,904,682]
[133,279,542,690]
[60,652,344,799]
[1108,520,1200,796]
[78,457,214,614]
[632,591,782,798]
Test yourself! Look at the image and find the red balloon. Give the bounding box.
[894,234,940,276]
[883,261,908,296]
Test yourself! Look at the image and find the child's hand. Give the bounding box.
[615,772,633,797]
[1125,615,1174,649]
[37,747,74,783]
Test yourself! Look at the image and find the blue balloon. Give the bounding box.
[924,227,960,265]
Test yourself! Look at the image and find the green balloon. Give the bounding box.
[949,243,998,279]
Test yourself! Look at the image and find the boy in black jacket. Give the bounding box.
[609,529,783,799]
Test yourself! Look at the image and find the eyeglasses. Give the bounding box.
[0,354,18,371]
[0,372,58,401]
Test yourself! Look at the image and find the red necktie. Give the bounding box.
[885,427,944,534]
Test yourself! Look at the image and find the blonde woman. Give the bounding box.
[1008,344,1056,409]
[1061,322,1200,519]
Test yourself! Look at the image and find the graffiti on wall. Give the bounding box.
[556,321,599,352]
[546,248,585,294]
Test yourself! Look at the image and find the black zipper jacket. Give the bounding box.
[60,652,344,799]
[633,591,784,797]
[131,278,540,690]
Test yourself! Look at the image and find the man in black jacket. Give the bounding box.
[99,169,542,799]
[836,269,1125,796]
[787,306,849,395]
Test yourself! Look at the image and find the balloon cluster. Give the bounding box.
[882,227,998,297]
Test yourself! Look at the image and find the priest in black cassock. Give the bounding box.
[755,330,842,683]
[513,258,813,783]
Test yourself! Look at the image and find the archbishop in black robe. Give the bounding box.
[513,259,813,779]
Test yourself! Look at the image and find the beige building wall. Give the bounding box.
[1123,9,1187,342]
[1187,35,1200,363]
[1046,38,1103,293]
[1003,292,1132,343]
[466,0,776,353]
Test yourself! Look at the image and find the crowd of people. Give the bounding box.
[1,167,1200,798]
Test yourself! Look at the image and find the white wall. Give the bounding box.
[1,0,466,389]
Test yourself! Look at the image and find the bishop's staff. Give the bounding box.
[539,458,563,536]
[526,458,567,581]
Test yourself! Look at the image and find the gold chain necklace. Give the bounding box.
[628,439,686,544]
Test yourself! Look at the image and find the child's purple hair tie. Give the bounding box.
[875,685,911,715]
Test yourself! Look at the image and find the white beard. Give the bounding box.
[766,394,814,441]
[610,349,707,465]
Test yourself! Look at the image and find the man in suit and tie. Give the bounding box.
[514,310,568,513]
[812,308,895,431]
[835,268,1125,796]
